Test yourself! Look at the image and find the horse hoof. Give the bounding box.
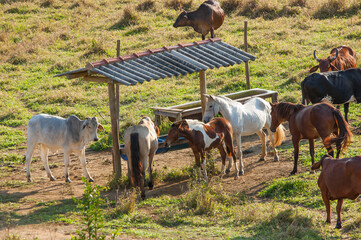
[225,169,230,174]
[258,158,265,162]
[88,178,94,182]
[239,170,244,176]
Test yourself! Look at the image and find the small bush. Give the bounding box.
[290,0,307,7]
[165,0,193,11]
[221,0,244,15]
[111,188,137,216]
[114,5,140,29]
[136,0,155,11]
[313,0,347,19]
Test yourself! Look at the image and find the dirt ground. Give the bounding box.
[0,126,308,239]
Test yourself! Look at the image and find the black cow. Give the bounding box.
[301,68,361,122]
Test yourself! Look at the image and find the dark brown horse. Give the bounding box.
[270,102,352,175]
[165,117,237,181]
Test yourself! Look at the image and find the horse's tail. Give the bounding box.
[130,132,143,188]
[325,109,352,154]
[301,79,309,105]
[273,124,285,147]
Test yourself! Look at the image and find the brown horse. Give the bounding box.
[270,102,352,175]
[165,117,237,181]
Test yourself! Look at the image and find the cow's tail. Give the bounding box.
[130,132,143,188]
[273,124,285,147]
[325,109,352,154]
[311,158,323,170]
[301,81,308,105]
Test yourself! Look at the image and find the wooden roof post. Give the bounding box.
[200,70,207,116]
[244,21,250,90]
[109,82,121,181]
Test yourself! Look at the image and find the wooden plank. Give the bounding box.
[244,21,250,90]
[83,76,110,83]
[199,70,207,115]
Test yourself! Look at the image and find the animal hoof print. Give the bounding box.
[225,169,230,174]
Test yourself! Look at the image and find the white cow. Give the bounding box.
[26,114,104,183]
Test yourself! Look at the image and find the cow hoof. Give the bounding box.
[50,176,56,181]
[27,178,32,183]
[258,158,265,162]
[148,182,154,190]
[225,169,230,174]
[65,178,72,183]
[335,223,342,229]
[239,170,244,176]
[274,156,279,162]
[141,193,146,200]
[289,171,296,176]
[234,175,239,180]
[88,178,94,182]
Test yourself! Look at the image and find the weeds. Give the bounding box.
[72,178,107,240]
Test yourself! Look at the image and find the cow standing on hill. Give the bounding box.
[26,114,104,183]
[309,45,356,73]
[312,155,361,229]
[173,0,224,40]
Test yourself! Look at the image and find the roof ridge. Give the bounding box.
[88,38,222,68]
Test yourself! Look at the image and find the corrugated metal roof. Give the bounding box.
[54,38,256,85]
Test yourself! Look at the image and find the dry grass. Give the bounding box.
[136,0,155,12]
[164,0,193,11]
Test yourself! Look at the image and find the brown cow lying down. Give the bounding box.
[311,155,361,229]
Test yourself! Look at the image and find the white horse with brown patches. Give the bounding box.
[124,116,159,200]
[203,95,285,178]
[165,117,237,181]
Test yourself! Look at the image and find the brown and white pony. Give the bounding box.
[165,117,237,181]
[124,116,160,199]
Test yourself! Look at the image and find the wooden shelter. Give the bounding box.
[55,37,256,181]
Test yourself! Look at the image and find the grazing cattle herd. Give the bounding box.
[20,0,361,230]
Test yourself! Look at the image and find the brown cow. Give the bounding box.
[173,0,224,40]
[309,45,357,73]
[311,155,361,229]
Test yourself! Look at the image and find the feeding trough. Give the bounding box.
[119,135,189,161]
[152,88,278,123]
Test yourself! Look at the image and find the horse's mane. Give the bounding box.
[277,102,306,118]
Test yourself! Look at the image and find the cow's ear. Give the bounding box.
[309,66,319,73]
[97,124,104,131]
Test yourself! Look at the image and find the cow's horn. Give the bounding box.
[330,48,338,62]
[313,50,320,62]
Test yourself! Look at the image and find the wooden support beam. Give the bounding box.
[108,82,121,181]
[244,21,250,90]
[199,70,207,116]
[83,76,111,83]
